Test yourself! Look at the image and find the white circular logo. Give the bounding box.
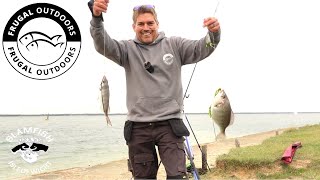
[6,127,54,175]
[2,3,81,80]
[162,53,174,65]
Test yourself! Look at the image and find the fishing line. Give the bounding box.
[212,119,218,140]
[185,136,200,180]
[210,0,220,142]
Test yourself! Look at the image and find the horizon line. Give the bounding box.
[1,112,319,117]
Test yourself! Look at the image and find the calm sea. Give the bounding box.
[0,113,319,179]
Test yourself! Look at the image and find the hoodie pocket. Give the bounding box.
[130,97,180,117]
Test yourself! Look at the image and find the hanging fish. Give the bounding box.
[209,88,234,139]
[100,75,112,126]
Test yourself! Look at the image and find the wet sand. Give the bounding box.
[21,129,285,180]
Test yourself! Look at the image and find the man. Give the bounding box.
[89,0,220,179]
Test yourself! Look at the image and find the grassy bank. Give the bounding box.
[201,124,320,179]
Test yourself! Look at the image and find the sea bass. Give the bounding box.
[100,75,112,126]
[209,88,234,139]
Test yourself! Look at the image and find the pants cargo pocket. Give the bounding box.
[133,153,157,178]
[176,143,187,174]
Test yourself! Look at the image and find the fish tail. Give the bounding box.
[216,133,226,141]
[105,116,112,126]
[56,42,64,48]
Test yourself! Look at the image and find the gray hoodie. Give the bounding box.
[90,17,220,122]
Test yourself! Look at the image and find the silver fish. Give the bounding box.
[100,75,112,126]
[209,88,234,139]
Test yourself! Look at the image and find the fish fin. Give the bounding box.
[105,116,112,126]
[208,106,212,118]
[214,88,222,97]
[100,95,104,111]
[229,110,235,126]
[51,35,62,42]
[210,103,216,119]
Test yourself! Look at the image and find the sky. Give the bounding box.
[0,0,320,115]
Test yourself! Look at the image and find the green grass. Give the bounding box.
[201,124,320,179]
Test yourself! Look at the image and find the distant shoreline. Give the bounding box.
[1,112,319,117]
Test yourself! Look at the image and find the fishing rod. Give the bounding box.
[182,64,204,179]
[182,110,211,171]
[181,0,221,176]
[184,135,200,180]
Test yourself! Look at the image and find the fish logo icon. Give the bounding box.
[19,31,63,47]
[2,3,81,80]
[6,127,54,175]
[18,31,66,65]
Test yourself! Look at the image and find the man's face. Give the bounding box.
[133,13,159,44]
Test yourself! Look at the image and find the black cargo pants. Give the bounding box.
[124,119,189,179]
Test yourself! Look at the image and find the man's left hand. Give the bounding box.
[203,17,220,33]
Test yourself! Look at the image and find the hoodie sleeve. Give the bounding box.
[173,30,221,65]
[90,17,127,66]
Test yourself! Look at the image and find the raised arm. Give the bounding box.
[88,0,127,66]
[174,17,221,65]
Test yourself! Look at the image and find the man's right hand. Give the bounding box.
[93,0,109,16]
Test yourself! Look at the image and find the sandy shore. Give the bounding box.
[21,129,285,180]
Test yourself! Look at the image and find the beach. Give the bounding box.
[21,129,285,180]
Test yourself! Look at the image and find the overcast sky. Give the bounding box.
[1,0,320,115]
